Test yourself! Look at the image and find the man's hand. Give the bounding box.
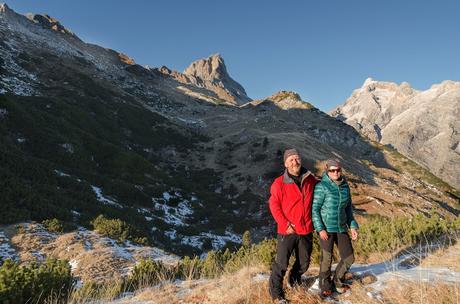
[351,228,359,241]
[286,223,295,234]
[319,230,328,240]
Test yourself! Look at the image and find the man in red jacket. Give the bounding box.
[268,148,318,303]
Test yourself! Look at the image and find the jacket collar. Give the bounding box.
[283,167,312,184]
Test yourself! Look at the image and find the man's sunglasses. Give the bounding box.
[328,168,341,173]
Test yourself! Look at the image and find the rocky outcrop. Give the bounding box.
[248,91,314,110]
[25,13,76,37]
[332,78,460,189]
[176,54,251,105]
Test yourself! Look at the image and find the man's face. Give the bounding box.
[284,154,301,175]
[327,166,342,181]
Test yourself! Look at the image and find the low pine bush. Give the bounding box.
[0,258,73,304]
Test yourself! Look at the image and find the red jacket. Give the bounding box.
[269,168,318,235]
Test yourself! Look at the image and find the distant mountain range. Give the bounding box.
[332,78,460,190]
[0,1,458,269]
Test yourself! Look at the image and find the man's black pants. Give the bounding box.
[269,233,313,300]
[318,232,355,292]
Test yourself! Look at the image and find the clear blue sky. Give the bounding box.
[5,0,460,111]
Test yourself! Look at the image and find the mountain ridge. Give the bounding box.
[332,78,460,189]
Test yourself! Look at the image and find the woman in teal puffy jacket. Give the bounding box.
[312,159,359,297]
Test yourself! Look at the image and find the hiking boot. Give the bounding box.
[335,284,351,293]
[320,290,334,299]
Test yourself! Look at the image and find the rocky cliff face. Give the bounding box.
[332,78,460,189]
[182,54,251,105]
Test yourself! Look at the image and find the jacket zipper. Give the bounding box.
[337,183,341,232]
[294,175,305,232]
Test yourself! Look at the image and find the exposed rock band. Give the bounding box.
[268,149,359,303]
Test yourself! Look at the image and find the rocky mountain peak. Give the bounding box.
[0,3,10,13]
[333,78,460,189]
[182,54,251,105]
[184,53,227,81]
[430,80,460,92]
[362,77,375,87]
[358,78,415,96]
[248,91,314,110]
[25,13,75,36]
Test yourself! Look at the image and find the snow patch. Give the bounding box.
[181,235,204,249]
[200,230,242,251]
[0,231,17,262]
[71,210,80,217]
[165,229,177,240]
[153,194,194,226]
[69,259,79,271]
[60,143,74,153]
[180,229,242,250]
[91,185,123,208]
[54,169,70,177]
[163,192,171,201]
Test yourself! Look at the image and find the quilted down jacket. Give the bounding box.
[312,173,359,233]
[269,168,318,235]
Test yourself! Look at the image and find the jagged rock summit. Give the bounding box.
[1,3,76,38]
[244,90,315,110]
[0,2,10,13]
[25,13,75,37]
[182,54,251,105]
[332,78,460,189]
[184,54,230,82]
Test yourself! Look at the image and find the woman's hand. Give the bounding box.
[351,229,359,241]
[319,230,328,240]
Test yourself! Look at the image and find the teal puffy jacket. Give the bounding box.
[312,173,359,233]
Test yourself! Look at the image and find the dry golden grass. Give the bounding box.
[421,240,460,272]
[381,280,460,304]
[49,264,460,304]
[121,266,323,304]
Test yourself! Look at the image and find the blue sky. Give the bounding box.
[5,1,460,111]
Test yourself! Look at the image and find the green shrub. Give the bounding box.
[71,280,124,302]
[354,213,460,259]
[125,259,175,289]
[0,258,73,304]
[42,218,69,233]
[242,230,251,248]
[91,215,132,243]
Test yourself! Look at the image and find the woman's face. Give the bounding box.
[327,166,342,181]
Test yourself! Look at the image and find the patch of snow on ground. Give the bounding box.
[91,185,123,208]
[54,169,71,177]
[165,229,177,240]
[153,195,194,226]
[60,143,74,153]
[69,259,79,271]
[181,235,204,249]
[71,210,80,217]
[0,231,18,262]
[180,229,242,251]
[163,192,171,201]
[352,245,460,288]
